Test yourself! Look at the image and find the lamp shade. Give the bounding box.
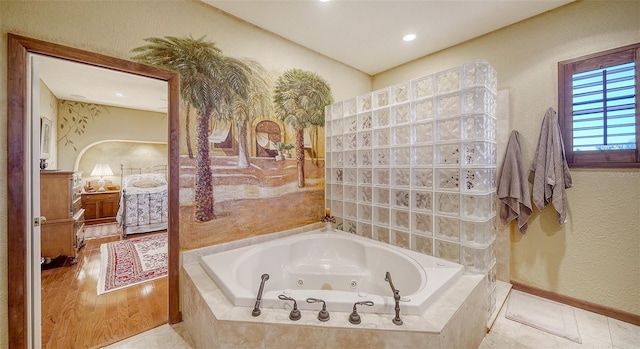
[91,163,114,177]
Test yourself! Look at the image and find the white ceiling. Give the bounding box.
[205,0,574,75]
[38,0,573,112]
[38,55,168,113]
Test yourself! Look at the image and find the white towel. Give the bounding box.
[497,130,532,233]
[531,108,573,224]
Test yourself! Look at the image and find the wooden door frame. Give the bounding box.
[7,34,181,348]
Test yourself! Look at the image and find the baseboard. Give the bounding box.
[510,280,640,326]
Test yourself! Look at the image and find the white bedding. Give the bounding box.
[116,173,169,237]
[120,185,168,195]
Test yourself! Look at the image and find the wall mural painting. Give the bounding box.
[273,69,333,187]
[255,120,282,158]
[132,36,332,247]
[58,100,108,151]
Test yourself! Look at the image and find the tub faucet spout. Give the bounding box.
[384,271,403,326]
[384,271,396,293]
[251,273,270,317]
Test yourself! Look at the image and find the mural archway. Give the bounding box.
[255,120,282,157]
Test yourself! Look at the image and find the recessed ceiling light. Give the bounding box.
[403,34,417,42]
[319,0,330,2]
[115,92,124,97]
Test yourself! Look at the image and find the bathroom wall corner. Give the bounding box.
[495,89,511,282]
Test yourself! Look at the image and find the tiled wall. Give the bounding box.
[325,60,499,317]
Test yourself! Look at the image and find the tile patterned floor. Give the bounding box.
[102,323,193,349]
[104,290,640,349]
[480,295,639,349]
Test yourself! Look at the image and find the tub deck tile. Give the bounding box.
[182,261,486,348]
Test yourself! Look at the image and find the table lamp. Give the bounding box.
[91,163,113,192]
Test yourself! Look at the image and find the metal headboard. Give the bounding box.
[120,164,168,187]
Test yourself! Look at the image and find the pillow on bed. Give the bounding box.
[124,173,167,187]
[131,178,162,188]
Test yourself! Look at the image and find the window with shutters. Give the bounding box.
[558,43,639,168]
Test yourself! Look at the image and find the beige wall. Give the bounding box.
[0,1,370,347]
[374,0,640,315]
[39,80,59,169]
[56,102,167,172]
[78,142,168,188]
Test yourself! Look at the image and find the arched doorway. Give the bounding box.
[255,120,281,157]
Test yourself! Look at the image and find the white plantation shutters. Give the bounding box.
[572,62,635,151]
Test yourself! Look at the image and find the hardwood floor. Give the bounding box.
[83,223,121,240]
[41,226,167,349]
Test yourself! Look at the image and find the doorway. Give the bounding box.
[255,120,281,157]
[7,34,181,348]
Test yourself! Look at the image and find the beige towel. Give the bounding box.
[497,130,532,233]
[531,108,573,224]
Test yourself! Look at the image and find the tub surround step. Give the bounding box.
[182,260,487,348]
[199,229,464,316]
[487,280,512,330]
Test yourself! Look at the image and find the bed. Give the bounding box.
[116,165,168,238]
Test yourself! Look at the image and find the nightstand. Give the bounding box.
[81,190,120,225]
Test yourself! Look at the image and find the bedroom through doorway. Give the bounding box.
[7,34,180,348]
[38,55,170,348]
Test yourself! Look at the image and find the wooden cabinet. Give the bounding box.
[82,191,120,225]
[40,171,85,259]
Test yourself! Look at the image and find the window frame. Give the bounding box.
[558,42,640,168]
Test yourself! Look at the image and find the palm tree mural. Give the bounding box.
[226,59,272,168]
[273,69,333,187]
[183,103,194,159]
[308,111,324,166]
[132,36,249,222]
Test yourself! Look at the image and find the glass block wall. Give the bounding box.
[325,60,498,318]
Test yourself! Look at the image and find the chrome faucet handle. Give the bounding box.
[306,298,330,322]
[278,294,301,321]
[349,301,374,325]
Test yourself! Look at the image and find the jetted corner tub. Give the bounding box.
[200,229,464,316]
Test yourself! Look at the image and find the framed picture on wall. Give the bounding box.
[40,117,52,160]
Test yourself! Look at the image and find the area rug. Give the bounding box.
[506,290,582,343]
[97,233,168,295]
